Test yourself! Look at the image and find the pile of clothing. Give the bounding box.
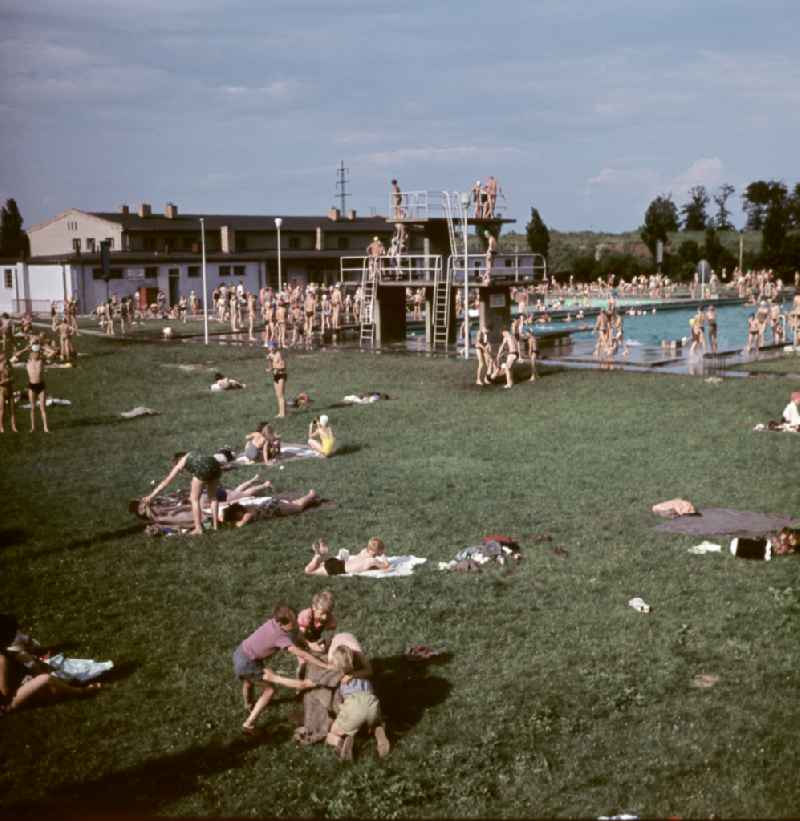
[438,535,521,572]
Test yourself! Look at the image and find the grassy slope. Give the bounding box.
[1,335,800,817]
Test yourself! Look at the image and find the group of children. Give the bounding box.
[474,317,539,389]
[0,309,77,432]
[233,590,390,760]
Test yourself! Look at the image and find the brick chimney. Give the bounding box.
[120,204,130,215]
[165,202,178,219]
[327,207,340,221]
[347,209,357,220]
[139,203,152,218]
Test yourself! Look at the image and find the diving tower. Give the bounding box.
[339,188,546,348]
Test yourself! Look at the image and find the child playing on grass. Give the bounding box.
[304,537,391,576]
[295,591,337,676]
[233,604,330,735]
[325,644,390,761]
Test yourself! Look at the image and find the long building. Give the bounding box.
[2,202,399,313]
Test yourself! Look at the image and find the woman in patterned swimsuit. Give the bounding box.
[142,451,223,535]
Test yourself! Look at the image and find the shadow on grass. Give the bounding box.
[59,414,131,429]
[29,524,145,559]
[333,444,365,457]
[0,528,28,549]
[5,733,279,815]
[373,653,453,737]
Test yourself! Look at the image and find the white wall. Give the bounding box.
[28,210,122,257]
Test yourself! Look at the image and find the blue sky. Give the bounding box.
[2,0,799,233]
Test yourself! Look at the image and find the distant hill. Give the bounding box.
[499,228,763,273]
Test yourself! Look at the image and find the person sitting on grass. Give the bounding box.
[233,604,330,735]
[221,489,320,528]
[243,422,281,463]
[782,392,800,429]
[295,590,337,677]
[307,414,335,457]
[0,614,101,714]
[325,643,390,761]
[142,451,223,536]
[304,537,390,576]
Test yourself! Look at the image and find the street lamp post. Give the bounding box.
[460,192,470,360]
[274,217,283,293]
[199,218,209,345]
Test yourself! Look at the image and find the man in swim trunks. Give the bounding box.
[745,313,760,354]
[495,328,519,389]
[303,288,317,339]
[485,176,498,218]
[266,341,287,418]
[390,179,404,220]
[705,305,718,354]
[475,325,493,386]
[484,232,497,281]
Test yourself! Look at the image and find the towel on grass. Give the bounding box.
[48,654,114,683]
[234,443,323,465]
[19,397,71,409]
[753,422,799,433]
[345,555,427,578]
[656,508,800,538]
[120,406,159,418]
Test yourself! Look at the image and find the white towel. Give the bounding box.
[347,555,427,578]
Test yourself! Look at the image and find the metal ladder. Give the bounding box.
[359,259,377,346]
[432,256,450,347]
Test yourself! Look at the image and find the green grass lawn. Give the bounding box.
[2,334,800,817]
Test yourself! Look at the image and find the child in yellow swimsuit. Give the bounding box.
[308,415,335,457]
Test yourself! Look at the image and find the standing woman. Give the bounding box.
[266,341,287,418]
[143,451,222,536]
[475,325,493,386]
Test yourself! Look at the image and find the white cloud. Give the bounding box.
[668,157,724,194]
[364,145,520,167]
[587,167,660,189]
[219,81,293,100]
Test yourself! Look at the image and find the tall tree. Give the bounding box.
[788,182,800,229]
[640,194,679,258]
[0,198,29,259]
[741,180,772,230]
[762,182,789,261]
[712,183,736,230]
[525,207,550,260]
[680,185,710,231]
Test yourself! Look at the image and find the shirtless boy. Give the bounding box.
[304,537,391,576]
[56,317,75,363]
[484,232,497,281]
[485,176,498,218]
[266,342,287,418]
[0,353,17,433]
[475,325,493,385]
[304,289,317,339]
[24,339,50,433]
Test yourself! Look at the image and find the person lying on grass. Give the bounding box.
[220,489,319,528]
[233,604,330,735]
[210,372,245,391]
[142,451,223,536]
[325,643,390,761]
[307,414,335,458]
[0,614,100,715]
[200,473,274,507]
[304,537,390,576]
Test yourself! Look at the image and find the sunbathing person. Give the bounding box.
[210,372,245,391]
[142,451,223,535]
[201,474,275,507]
[243,422,281,463]
[221,489,320,528]
[0,614,101,714]
[307,415,335,457]
[304,537,390,576]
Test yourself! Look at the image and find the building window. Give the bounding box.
[233,265,245,276]
[144,266,158,279]
[73,238,82,252]
[3,269,12,289]
[144,237,156,251]
[187,265,200,278]
[105,237,114,249]
[288,237,301,250]
[337,237,349,250]
[219,265,231,276]
[92,268,123,280]
[505,258,512,267]
[86,238,96,252]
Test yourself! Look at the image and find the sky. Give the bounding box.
[1,0,799,234]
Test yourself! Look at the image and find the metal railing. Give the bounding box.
[388,189,504,222]
[449,253,547,284]
[340,254,443,284]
